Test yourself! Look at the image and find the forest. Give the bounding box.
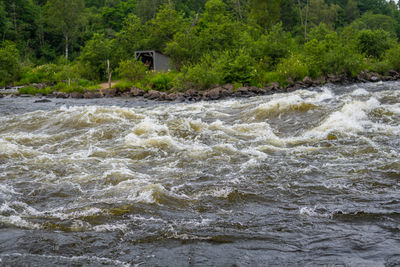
[2,0,400,94]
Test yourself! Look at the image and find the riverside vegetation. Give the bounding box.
[2,0,400,99]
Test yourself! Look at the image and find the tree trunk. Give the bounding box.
[107,59,112,89]
[65,35,69,61]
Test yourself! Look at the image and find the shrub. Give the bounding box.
[19,86,53,95]
[117,59,149,83]
[150,72,175,91]
[112,80,134,92]
[276,54,309,82]
[218,49,256,85]
[385,45,400,71]
[0,41,22,85]
[357,29,394,59]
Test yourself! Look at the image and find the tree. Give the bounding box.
[0,41,22,85]
[248,0,282,29]
[143,4,189,51]
[79,33,115,81]
[45,0,86,60]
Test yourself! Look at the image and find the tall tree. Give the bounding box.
[45,0,86,60]
[249,0,281,29]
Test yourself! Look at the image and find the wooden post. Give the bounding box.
[107,59,112,89]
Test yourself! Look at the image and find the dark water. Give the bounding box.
[0,82,400,266]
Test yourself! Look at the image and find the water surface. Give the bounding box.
[1,82,400,266]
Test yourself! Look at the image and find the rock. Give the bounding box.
[248,86,266,95]
[388,70,400,78]
[20,94,32,97]
[70,92,84,99]
[102,88,117,98]
[83,90,102,99]
[34,99,51,103]
[235,87,250,96]
[130,87,145,97]
[144,90,161,100]
[303,76,313,86]
[203,87,224,100]
[158,92,168,101]
[184,89,199,98]
[382,76,395,81]
[370,75,380,82]
[327,74,343,84]
[313,76,326,85]
[222,84,235,91]
[55,92,69,98]
[0,94,3,98]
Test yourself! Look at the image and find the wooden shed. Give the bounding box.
[135,50,171,72]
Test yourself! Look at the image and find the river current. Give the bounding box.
[0,82,399,266]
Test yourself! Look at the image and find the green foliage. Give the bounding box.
[117,59,149,83]
[150,72,175,91]
[0,41,22,85]
[52,82,84,93]
[19,86,53,95]
[384,45,400,71]
[112,80,134,92]
[217,49,256,85]
[357,29,395,59]
[276,55,309,82]
[176,54,223,90]
[79,33,115,81]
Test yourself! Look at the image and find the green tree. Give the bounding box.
[79,33,115,81]
[248,0,281,29]
[45,0,86,60]
[357,29,394,58]
[0,41,22,85]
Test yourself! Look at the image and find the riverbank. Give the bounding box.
[1,70,399,102]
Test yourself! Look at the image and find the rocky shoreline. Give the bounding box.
[1,70,399,102]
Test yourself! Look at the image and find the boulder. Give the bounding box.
[203,87,224,100]
[83,90,102,99]
[222,83,235,91]
[303,76,314,86]
[0,94,4,98]
[130,87,145,97]
[144,90,161,100]
[388,70,400,79]
[248,86,266,95]
[70,92,84,99]
[34,99,51,103]
[102,88,117,98]
[55,92,69,98]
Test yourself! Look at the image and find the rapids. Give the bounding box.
[0,82,400,266]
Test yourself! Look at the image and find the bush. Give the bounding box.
[117,59,149,83]
[0,41,22,85]
[276,54,309,82]
[385,45,400,71]
[357,29,394,59]
[218,49,256,85]
[150,72,175,91]
[176,55,222,90]
[112,80,134,92]
[19,86,53,95]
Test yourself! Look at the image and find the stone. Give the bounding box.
[102,88,117,98]
[130,87,145,97]
[34,99,51,103]
[70,92,84,99]
[83,90,102,99]
[55,92,69,98]
[144,90,161,100]
[303,76,313,85]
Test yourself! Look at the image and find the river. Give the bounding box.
[0,82,399,266]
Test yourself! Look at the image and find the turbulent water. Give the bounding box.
[0,82,400,266]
